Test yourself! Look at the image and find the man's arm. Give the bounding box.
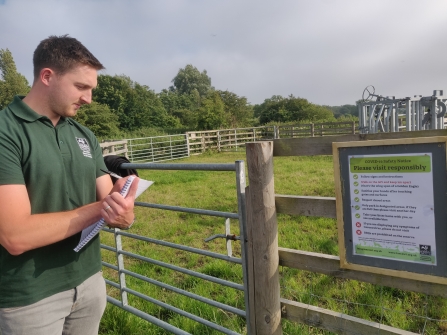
[0,176,139,256]
[96,174,114,200]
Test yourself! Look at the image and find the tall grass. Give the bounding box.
[100,152,447,335]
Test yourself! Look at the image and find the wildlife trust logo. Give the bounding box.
[76,137,92,158]
[419,244,431,256]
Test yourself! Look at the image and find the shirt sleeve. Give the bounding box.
[0,125,25,185]
[90,134,108,179]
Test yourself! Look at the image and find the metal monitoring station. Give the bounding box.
[358,86,447,134]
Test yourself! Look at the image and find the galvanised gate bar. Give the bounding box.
[100,161,251,335]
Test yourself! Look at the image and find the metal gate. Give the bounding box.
[100,161,251,334]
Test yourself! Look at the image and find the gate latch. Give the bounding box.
[204,234,240,242]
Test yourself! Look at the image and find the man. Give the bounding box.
[0,35,139,335]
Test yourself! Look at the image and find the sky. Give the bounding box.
[1,0,447,106]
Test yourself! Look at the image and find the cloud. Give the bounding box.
[1,0,447,106]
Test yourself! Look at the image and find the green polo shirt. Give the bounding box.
[0,96,107,308]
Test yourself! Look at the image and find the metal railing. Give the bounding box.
[101,122,360,163]
[100,161,250,335]
[127,134,189,163]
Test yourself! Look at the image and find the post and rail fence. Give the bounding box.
[100,121,358,162]
[245,129,447,334]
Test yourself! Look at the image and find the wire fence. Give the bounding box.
[270,132,447,335]
[279,269,447,334]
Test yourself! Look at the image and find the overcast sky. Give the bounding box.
[1,0,447,106]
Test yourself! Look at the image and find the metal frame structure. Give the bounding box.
[127,134,189,163]
[358,87,447,134]
[101,162,250,335]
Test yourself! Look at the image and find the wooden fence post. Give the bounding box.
[311,123,315,137]
[201,133,205,152]
[123,142,129,159]
[352,121,356,134]
[245,142,282,335]
[185,133,191,157]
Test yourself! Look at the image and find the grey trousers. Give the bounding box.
[0,271,107,335]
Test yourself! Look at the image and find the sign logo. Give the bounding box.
[419,244,431,256]
[76,137,92,158]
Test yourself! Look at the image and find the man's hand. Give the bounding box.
[101,176,140,229]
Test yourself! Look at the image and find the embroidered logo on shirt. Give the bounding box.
[76,137,92,158]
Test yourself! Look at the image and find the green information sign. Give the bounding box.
[333,137,447,284]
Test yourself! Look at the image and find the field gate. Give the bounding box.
[101,161,253,334]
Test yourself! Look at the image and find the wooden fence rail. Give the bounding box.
[100,140,128,158]
[280,298,417,335]
[277,121,356,138]
[186,126,276,155]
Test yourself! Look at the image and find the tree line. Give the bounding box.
[0,49,357,138]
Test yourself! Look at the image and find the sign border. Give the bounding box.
[333,136,447,284]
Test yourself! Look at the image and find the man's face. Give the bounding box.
[47,65,98,119]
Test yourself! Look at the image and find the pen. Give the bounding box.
[101,169,123,179]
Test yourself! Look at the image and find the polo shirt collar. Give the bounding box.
[9,96,43,122]
[9,95,71,126]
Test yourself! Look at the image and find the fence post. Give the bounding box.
[311,123,315,137]
[185,133,190,157]
[201,133,205,152]
[235,129,238,151]
[127,139,132,161]
[123,141,129,159]
[114,229,128,306]
[245,141,282,335]
[217,131,221,152]
[351,121,356,134]
[151,138,154,162]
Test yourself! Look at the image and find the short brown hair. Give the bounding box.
[33,34,105,80]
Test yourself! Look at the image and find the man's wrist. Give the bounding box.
[121,217,136,230]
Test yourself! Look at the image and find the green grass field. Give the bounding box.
[99,151,447,335]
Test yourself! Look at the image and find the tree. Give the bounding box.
[197,91,226,130]
[256,95,335,124]
[94,74,179,131]
[170,64,213,97]
[325,104,358,118]
[217,90,254,128]
[72,101,121,138]
[159,88,200,128]
[253,95,284,118]
[0,49,30,109]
